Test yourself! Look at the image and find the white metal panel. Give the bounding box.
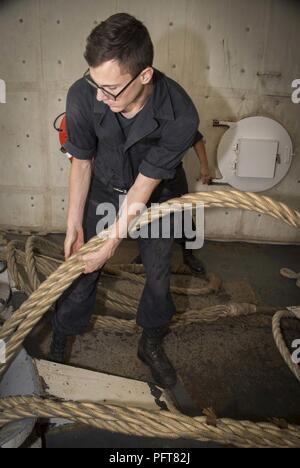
[216,117,293,191]
[236,138,278,179]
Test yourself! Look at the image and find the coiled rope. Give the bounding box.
[3,236,261,332]
[0,190,300,447]
[1,396,300,448]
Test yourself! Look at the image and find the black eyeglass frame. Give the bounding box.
[83,69,142,101]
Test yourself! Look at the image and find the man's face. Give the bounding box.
[89,60,149,113]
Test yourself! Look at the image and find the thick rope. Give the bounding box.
[5,238,222,317]
[12,238,223,298]
[280,268,300,288]
[0,396,300,448]
[4,237,264,331]
[90,303,269,334]
[5,240,31,296]
[132,191,300,229]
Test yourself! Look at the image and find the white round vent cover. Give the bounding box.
[216,116,293,192]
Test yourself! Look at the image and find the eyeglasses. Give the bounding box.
[83,69,141,101]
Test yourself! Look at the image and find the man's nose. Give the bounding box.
[96,89,107,102]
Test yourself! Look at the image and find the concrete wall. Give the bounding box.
[0,0,299,243]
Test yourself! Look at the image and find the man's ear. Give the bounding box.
[140,67,154,84]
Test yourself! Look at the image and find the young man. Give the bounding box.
[51,13,200,388]
[57,115,211,275]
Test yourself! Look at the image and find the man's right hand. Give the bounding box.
[64,224,85,260]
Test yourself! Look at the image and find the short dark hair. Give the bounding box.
[84,13,154,76]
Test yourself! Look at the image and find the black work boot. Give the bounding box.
[49,330,67,364]
[138,326,177,388]
[182,248,206,277]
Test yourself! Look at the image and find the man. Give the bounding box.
[50,13,200,388]
[56,114,211,275]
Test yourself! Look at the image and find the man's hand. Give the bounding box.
[80,238,119,274]
[198,165,212,184]
[193,140,211,184]
[64,224,85,260]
